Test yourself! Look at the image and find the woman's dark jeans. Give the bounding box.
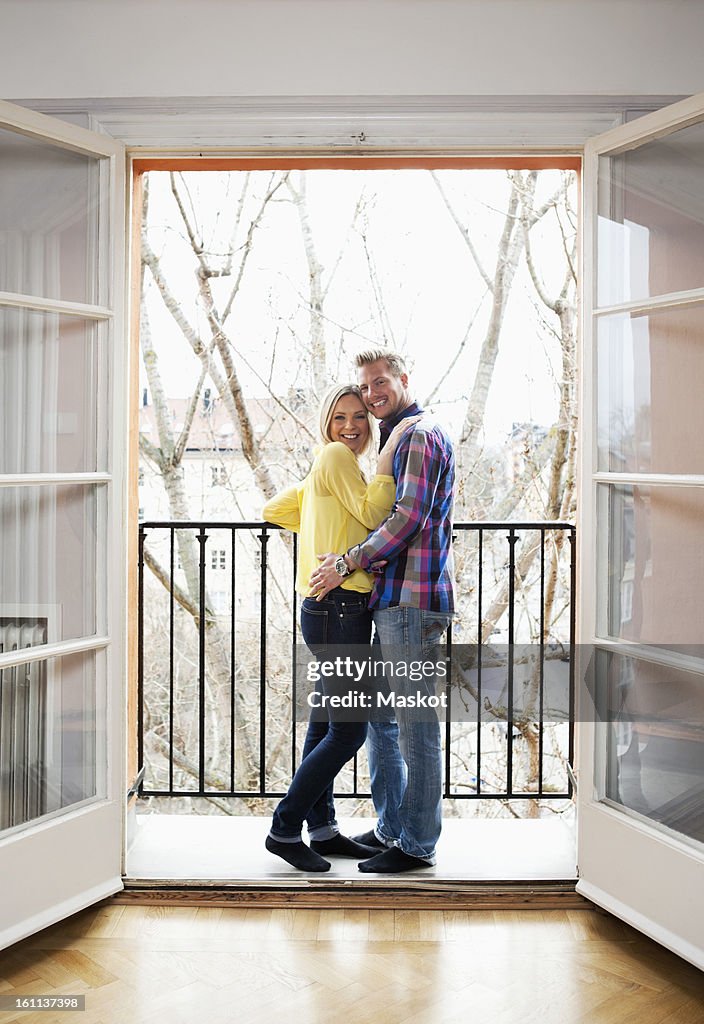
[270,588,372,841]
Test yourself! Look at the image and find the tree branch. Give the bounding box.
[146,729,231,797]
[522,212,556,311]
[424,289,489,405]
[170,171,206,265]
[287,172,328,395]
[222,172,289,324]
[138,432,164,470]
[224,171,250,277]
[142,230,268,489]
[358,221,397,350]
[173,363,209,466]
[431,172,494,292]
[143,545,214,624]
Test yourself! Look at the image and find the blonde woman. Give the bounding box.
[262,384,416,871]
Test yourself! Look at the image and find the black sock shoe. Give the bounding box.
[350,829,386,850]
[265,835,331,872]
[310,835,379,859]
[358,847,434,874]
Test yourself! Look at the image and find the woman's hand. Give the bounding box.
[384,415,422,452]
[377,415,422,475]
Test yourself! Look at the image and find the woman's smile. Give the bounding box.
[329,394,370,454]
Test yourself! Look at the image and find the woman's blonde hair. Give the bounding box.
[318,384,374,455]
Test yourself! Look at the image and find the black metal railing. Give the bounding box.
[138,520,575,804]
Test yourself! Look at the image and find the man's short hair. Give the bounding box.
[354,348,408,379]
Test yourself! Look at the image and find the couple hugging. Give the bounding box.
[263,348,455,874]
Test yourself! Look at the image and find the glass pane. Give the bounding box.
[0,308,105,474]
[595,648,704,847]
[597,304,704,474]
[0,485,100,643]
[0,127,101,305]
[597,119,704,307]
[0,648,104,834]
[597,484,704,647]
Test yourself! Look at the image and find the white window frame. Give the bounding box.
[4,89,697,955]
[0,99,127,951]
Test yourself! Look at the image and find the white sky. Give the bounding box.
[141,168,577,445]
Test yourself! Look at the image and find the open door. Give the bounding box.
[578,93,704,968]
[0,101,126,947]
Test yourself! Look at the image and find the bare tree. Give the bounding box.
[139,173,297,799]
[138,166,578,820]
[430,170,577,818]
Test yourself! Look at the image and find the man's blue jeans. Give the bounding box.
[367,606,452,862]
[271,589,372,842]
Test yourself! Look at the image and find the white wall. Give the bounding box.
[2,0,703,100]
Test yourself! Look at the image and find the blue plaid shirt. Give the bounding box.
[349,404,455,611]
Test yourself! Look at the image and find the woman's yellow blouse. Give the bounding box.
[262,441,395,596]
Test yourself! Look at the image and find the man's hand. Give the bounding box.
[309,553,341,601]
[309,552,360,602]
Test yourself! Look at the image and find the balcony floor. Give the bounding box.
[125,811,577,884]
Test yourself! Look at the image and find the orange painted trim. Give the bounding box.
[126,170,143,798]
[133,155,582,174]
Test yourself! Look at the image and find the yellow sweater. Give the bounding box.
[262,442,395,596]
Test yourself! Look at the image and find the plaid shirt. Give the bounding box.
[348,406,455,612]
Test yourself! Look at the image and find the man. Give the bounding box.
[309,348,455,873]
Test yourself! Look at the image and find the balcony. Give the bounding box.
[130,519,577,887]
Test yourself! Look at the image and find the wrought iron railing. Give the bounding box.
[138,520,575,803]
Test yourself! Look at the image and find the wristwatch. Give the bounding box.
[334,555,351,577]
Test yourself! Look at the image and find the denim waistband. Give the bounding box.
[302,588,369,610]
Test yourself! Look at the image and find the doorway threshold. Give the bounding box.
[122,813,580,907]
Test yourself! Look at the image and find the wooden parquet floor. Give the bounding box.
[0,903,702,1024]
